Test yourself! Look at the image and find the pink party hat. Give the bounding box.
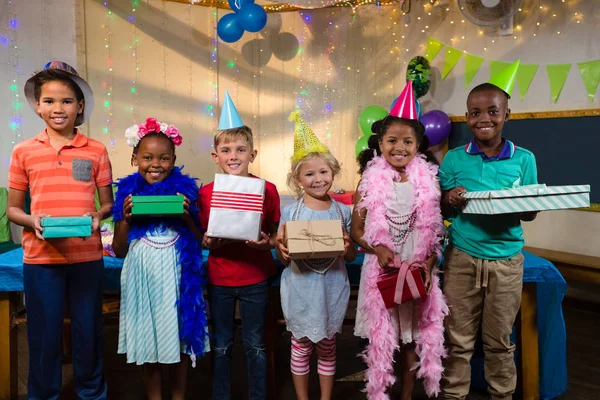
[390,80,418,120]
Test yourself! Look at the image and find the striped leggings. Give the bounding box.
[290,335,336,376]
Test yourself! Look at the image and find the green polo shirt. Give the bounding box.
[439,139,538,260]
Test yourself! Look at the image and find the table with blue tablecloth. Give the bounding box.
[0,248,566,400]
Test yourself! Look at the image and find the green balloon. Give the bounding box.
[355,135,371,158]
[358,105,388,137]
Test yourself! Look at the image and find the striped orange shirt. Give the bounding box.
[8,129,113,264]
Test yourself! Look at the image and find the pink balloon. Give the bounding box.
[420,110,451,146]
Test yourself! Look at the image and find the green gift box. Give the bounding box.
[41,216,93,239]
[131,195,185,217]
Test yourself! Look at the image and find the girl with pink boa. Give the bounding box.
[350,116,448,400]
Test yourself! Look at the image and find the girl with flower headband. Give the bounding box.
[112,118,209,400]
[351,82,448,400]
[275,112,356,400]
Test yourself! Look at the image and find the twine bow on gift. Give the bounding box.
[393,261,426,304]
[299,229,336,246]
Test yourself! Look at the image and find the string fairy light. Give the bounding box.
[6,0,22,146]
[41,0,52,61]
[161,0,168,118]
[185,2,196,153]
[209,7,218,142]
[101,1,115,148]
[129,0,140,125]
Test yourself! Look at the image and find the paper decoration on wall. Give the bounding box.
[442,47,463,80]
[577,60,600,102]
[425,36,600,102]
[464,54,485,88]
[517,64,539,102]
[424,37,444,62]
[546,64,572,103]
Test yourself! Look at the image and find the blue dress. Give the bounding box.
[117,224,210,365]
[279,199,351,343]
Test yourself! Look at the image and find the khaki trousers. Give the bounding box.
[441,247,524,400]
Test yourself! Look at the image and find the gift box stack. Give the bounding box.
[207,174,265,241]
[462,184,591,214]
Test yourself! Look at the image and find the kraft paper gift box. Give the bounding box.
[131,195,184,217]
[207,174,265,241]
[462,184,591,215]
[285,219,345,260]
[41,216,93,239]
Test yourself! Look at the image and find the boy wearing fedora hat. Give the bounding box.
[6,61,113,399]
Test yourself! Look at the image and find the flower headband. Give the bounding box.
[125,117,183,148]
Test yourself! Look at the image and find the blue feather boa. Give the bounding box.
[113,167,209,358]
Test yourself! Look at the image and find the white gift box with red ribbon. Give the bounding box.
[207,174,266,241]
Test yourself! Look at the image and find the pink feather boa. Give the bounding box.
[356,155,449,399]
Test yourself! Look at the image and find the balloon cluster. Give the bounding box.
[217,0,267,43]
[355,56,452,155]
[355,105,387,157]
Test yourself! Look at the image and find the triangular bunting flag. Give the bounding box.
[489,60,512,80]
[546,64,572,103]
[578,60,600,102]
[465,54,485,88]
[442,47,463,80]
[517,64,539,102]
[424,37,444,62]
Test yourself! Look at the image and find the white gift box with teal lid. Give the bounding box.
[462,184,591,214]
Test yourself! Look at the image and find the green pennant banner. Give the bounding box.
[421,37,600,103]
[489,60,511,80]
[465,54,485,88]
[424,37,444,62]
[517,64,539,102]
[442,47,463,80]
[546,64,572,103]
[578,60,600,102]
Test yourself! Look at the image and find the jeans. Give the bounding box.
[23,260,107,400]
[208,280,269,400]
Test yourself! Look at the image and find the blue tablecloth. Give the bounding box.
[0,248,566,398]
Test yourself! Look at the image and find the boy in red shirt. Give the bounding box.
[198,93,280,400]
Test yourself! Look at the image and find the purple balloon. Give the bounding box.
[420,110,451,147]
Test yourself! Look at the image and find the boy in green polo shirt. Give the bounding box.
[439,61,538,400]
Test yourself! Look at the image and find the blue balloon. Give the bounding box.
[237,4,267,33]
[390,97,422,118]
[217,13,244,43]
[228,0,254,13]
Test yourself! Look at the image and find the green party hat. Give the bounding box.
[488,59,520,98]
